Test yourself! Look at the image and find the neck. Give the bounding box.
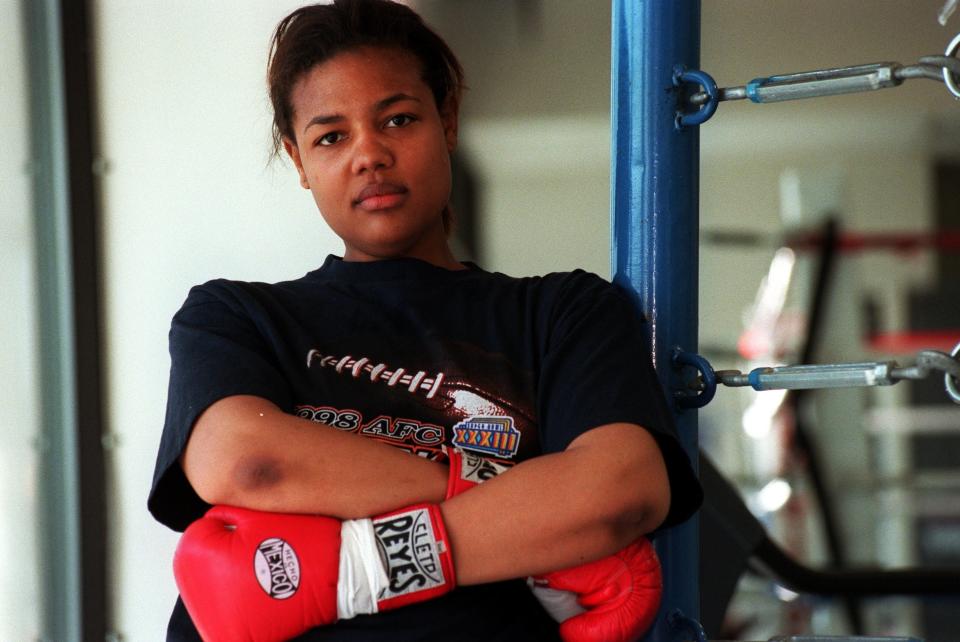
[342,241,465,271]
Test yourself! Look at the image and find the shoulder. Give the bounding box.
[477,268,643,339]
[533,269,637,316]
[476,266,638,312]
[529,268,624,297]
[479,267,618,296]
[176,272,315,315]
[551,269,618,292]
[168,274,327,341]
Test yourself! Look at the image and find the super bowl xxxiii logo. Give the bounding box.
[452,416,520,458]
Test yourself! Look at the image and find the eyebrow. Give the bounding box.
[302,93,422,135]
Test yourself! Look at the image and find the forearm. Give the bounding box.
[181,395,447,519]
[185,399,670,583]
[441,423,670,585]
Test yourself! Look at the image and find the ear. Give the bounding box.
[440,99,459,153]
[283,137,311,190]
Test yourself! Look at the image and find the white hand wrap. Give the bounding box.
[337,518,388,620]
[527,578,587,622]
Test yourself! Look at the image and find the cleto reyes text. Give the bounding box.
[374,509,444,597]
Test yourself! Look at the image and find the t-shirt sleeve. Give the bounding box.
[148,281,294,532]
[536,272,702,529]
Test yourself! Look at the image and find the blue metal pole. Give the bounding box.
[610,1,701,640]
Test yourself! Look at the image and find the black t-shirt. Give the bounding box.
[150,255,702,641]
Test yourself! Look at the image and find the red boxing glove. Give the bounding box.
[531,538,662,642]
[442,446,662,640]
[442,445,510,498]
[173,503,455,642]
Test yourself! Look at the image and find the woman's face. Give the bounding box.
[284,46,458,265]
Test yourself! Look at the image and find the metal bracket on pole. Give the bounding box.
[673,349,716,408]
[667,609,708,642]
[674,66,718,128]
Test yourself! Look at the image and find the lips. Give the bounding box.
[353,182,408,211]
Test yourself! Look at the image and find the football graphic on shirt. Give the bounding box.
[305,341,535,460]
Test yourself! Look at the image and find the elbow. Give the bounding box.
[599,488,669,554]
[190,453,287,506]
[230,454,286,496]
[182,416,289,508]
[567,423,672,547]
[601,458,671,547]
[588,491,669,560]
[181,396,291,507]
[622,471,671,536]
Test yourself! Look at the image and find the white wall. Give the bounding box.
[415,1,613,277]
[0,0,42,638]
[460,115,611,277]
[91,1,342,637]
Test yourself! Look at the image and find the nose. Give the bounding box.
[351,130,394,175]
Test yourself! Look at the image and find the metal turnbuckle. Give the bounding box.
[716,350,960,394]
[674,348,960,406]
[677,40,960,126]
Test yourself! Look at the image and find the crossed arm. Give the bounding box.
[181,394,671,585]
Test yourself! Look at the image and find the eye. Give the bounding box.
[317,131,344,146]
[385,113,417,128]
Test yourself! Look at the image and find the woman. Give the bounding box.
[149,1,702,640]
